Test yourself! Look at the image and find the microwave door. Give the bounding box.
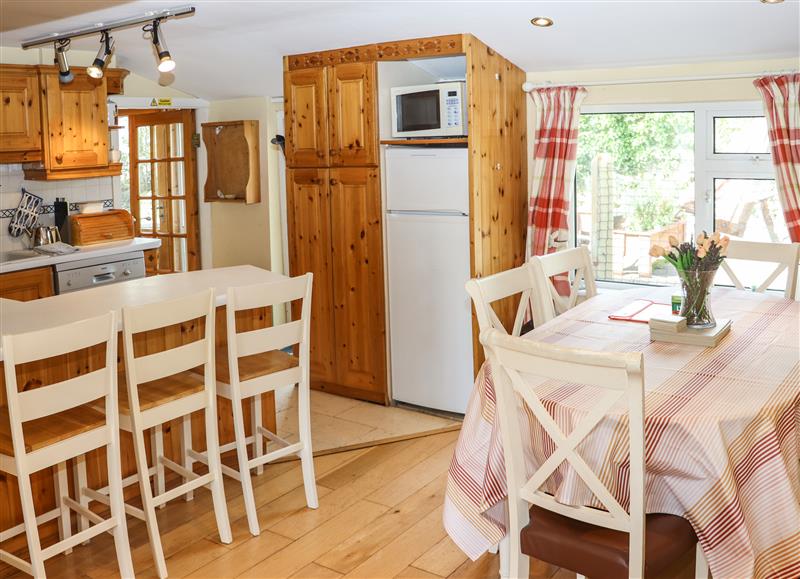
[396,90,442,134]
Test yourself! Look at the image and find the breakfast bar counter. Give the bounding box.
[0,266,286,556]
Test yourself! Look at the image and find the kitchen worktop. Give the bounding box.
[0,265,287,359]
[0,237,161,274]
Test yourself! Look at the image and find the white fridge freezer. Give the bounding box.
[385,147,474,414]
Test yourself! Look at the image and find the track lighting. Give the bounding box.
[54,39,73,84]
[147,19,176,73]
[87,31,115,79]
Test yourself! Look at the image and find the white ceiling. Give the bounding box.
[2,1,799,100]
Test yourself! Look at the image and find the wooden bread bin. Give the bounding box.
[70,209,135,246]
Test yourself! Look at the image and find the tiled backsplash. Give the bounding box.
[0,164,118,252]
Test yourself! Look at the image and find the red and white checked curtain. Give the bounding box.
[526,86,587,293]
[754,73,800,242]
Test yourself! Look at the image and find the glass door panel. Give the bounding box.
[129,109,199,273]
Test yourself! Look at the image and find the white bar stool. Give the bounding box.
[0,312,134,578]
[189,273,318,536]
[78,289,232,579]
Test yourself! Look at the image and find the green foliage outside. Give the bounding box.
[576,112,694,232]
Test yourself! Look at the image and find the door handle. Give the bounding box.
[330,178,338,186]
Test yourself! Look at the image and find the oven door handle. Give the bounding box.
[92,272,116,284]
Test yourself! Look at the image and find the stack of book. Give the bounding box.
[649,316,731,347]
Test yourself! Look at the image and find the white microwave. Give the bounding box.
[390,82,467,138]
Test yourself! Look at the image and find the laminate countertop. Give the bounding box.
[0,237,161,274]
[0,265,288,360]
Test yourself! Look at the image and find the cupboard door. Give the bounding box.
[329,167,387,399]
[0,67,41,155]
[0,267,54,301]
[40,72,109,170]
[284,68,328,167]
[286,168,338,383]
[328,63,378,167]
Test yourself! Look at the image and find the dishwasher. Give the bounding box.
[54,251,146,294]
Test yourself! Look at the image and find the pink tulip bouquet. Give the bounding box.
[649,232,730,328]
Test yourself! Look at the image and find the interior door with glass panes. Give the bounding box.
[129,109,200,273]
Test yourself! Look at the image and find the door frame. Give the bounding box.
[125,108,201,272]
[110,96,212,269]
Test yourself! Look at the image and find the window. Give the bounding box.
[574,102,787,288]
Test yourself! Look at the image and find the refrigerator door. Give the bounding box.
[387,211,473,413]
[385,147,469,214]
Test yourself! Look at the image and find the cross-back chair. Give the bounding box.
[465,263,539,350]
[719,240,800,299]
[529,246,597,326]
[482,329,708,579]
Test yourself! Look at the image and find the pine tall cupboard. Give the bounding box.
[284,34,528,402]
[285,60,386,403]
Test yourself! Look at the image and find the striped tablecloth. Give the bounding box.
[444,286,800,579]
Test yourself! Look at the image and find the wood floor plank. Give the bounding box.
[395,567,442,579]
[412,536,468,578]
[239,500,388,578]
[366,441,456,507]
[289,563,343,579]
[270,434,456,541]
[446,554,499,579]
[342,506,447,578]
[316,472,449,574]
[136,538,231,578]
[184,531,293,578]
[222,483,334,544]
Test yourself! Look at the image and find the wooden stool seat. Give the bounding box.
[0,405,106,455]
[213,346,299,384]
[117,370,205,414]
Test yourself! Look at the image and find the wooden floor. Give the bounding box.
[4,431,571,579]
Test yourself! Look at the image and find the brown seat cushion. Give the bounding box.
[521,505,698,579]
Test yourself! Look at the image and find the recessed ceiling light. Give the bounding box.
[760,0,784,3]
[530,16,554,27]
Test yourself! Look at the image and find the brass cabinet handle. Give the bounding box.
[329,178,338,186]
[55,154,63,164]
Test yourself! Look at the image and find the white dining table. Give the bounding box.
[444,285,800,579]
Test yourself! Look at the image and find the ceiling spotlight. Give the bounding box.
[146,19,176,73]
[87,31,115,79]
[530,16,554,27]
[760,0,784,3]
[54,39,73,83]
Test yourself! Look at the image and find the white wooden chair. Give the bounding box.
[465,263,539,342]
[0,312,134,578]
[529,246,597,326]
[189,274,318,537]
[482,329,709,579]
[80,289,232,579]
[719,240,800,299]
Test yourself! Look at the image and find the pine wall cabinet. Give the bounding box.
[284,34,527,403]
[0,64,127,179]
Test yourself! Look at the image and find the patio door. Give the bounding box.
[129,109,200,272]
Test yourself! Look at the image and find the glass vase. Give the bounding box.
[679,268,717,329]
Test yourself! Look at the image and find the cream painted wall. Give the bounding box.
[525,57,799,105]
[205,97,271,270]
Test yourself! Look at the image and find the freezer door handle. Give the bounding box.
[386,210,467,217]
